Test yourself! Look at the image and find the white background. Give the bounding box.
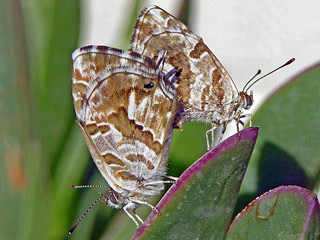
[78,0,320,125]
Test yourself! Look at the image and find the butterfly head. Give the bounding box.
[101,189,124,209]
[231,91,253,121]
[240,90,253,110]
[239,58,296,111]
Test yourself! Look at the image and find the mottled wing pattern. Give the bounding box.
[130,5,239,125]
[72,46,177,197]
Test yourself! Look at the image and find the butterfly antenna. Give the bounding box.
[71,184,107,189]
[242,69,262,92]
[244,58,295,92]
[68,194,106,236]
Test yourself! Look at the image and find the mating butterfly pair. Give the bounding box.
[69,5,254,235]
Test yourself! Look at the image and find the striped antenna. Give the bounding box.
[68,184,109,236]
[68,193,107,237]
[71,184,107,189]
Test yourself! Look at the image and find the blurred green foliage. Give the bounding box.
[1,0,83,239]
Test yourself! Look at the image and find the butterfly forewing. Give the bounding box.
[72,45,177,199]
[130,5,240,126]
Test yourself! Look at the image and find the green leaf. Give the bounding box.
[22,0,81,161]
[239,62,320,208]
[51,124,90,239]
[133,127,259,240]
[226,186,320,240]
[169,122,208,177]
[0,1,81,239]
[119,0,146,49]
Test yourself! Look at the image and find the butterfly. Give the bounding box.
[130,5,253,150]
[70,45,178,234]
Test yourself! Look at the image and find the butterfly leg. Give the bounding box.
[123,203,140,229]
[165,175,179,181]
[206,126,214,151]
[212,125,225,147]
[144,180,175,186]
[165,68,177,81]
[155,49,167,68]
[175,121,184,130]
[166,68,182,84]
[211,126,215,149]
[130,199,159,214]
[144,176,178,186]
[131,199,155,210]
[206,124,225,150]
[238,113,253,128]
[133,210,144,224]
[241,113,252,126]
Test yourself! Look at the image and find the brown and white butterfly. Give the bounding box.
[130,5,254,150]
[70,45,178,234]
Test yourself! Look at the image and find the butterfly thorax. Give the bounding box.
[219,91,253,125]
[178,90,253,127]
[227,91,253,124]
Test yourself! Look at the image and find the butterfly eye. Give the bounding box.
[144,82,154,89]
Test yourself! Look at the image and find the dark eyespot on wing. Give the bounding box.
[144,82,154,89]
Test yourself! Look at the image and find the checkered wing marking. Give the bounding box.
[72,46,177,195]
[130,5,239,123]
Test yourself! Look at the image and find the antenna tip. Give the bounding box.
[286,58,295,65]
[68,225,76,236]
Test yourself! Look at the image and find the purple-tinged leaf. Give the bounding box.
[227,185,320,239]
[240,62,320,200]
[133,127,259,240]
